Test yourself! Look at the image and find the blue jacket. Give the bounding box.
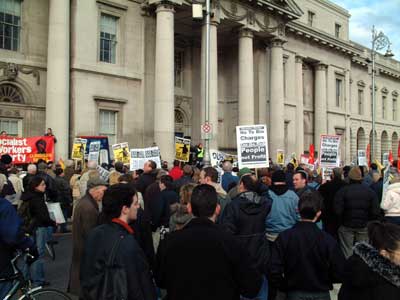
[0,197,34,277]
[265,189,300,235]
[221,172,239,192]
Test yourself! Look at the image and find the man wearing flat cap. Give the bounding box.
[68,177,108,296]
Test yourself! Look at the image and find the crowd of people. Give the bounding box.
[1,151,400,300]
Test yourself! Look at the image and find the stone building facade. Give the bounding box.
[0,0,399,164]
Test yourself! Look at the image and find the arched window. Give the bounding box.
[175,109,184,124]
[0,84,24,103]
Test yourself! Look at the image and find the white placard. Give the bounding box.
[210,149,237,168]
[46,202,66,224]
[383,152,389,166]
[88,141,101,162]
[130,147,161,171]
[319,135,341,168]
[96,165,110,182]
[358,150,368,167]
[236,125,269,169]
[382,164,391,203]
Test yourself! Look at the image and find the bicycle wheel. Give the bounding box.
[21,288,72,299]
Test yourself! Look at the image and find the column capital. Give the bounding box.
[238,27,254,39]
[295,55,304,64]
[155,2,175,14]
[314,62,328,71]
[269,37,286,48]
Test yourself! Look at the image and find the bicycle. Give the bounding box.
[0,251,71,300]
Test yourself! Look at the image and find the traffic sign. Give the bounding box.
[201,122,213,140]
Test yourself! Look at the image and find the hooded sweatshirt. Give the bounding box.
[381,182,400,217]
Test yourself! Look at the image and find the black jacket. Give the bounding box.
[221,191,272,267]
[319,179,347,238]
[269,222,345,292]
[136,172,157,195]
[21,191,56,228]
[80,221,157,300]
[54,175,72,209]
[155,217,262,300]
[334,182,380,228]
[339,242,400,300]
[173,175,193,193]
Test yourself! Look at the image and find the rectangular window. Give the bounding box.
[99,13,118,64]
[283,61,287,98]
[174,51,183,88]
[0,118,19,136]
[382,95,386,119]
[99,110,117,145]
[335,78,343,107]
[393,99,397,121]
[335,23,341,38]
[308,11,315,26]
[0,0,21,51]
[358,89,364,115]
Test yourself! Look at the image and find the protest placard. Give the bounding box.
[382,164,391,203]
[130,147,161,171]
[277,149,285,165]
[236,125,269,169]
[358,150,368,166]
[88,141,101,162]
[71,138,87,160]
[319,135,341,168]
[112,142,130,164]
[210,149,237,168]
[96,165,110,182]
[46,202,65,224]
[382,152,389,166]
[175,137,191,162]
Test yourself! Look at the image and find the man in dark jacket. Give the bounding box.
[293,170,314,197]
[0,197,36,299]
[334,167,381,258]
[54,168,72,233]
[155,184,262,300]
[221,174,271,299]
[135,160,157,195]
[319,168,347,239]
[68,178,107,296]
[269,192,345,300]
[80,184,157,300]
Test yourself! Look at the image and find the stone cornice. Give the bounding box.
[96,0,128,10]
[287,20,362,58]
[352,56,400,80]
[312,0,350,17]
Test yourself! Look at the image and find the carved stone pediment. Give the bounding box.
[357,80,366,88]
[393,90,399,97]
[381,87,389,94]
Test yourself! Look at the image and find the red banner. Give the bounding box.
[308,144,315,164]
[398,141,400,171]
[366,143,371,167]
[0,136,55,164]
[389,150,394,165]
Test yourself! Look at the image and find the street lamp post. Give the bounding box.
[370,26,394,161]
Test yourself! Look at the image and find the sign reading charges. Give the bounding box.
[236,125,269,169]
[319,135,341,168]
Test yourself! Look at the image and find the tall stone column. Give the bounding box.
[314,63,328,148]
[238,28,254,125]
[201,21,219,150]
[269,38,285,155]
[154,3,175,163]
[46,0,70,160]
[295,55,304,155]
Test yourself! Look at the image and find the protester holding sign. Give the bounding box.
[236,125,269,169]
[175,137,191,162]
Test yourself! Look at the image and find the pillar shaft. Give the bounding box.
[314,63,328,148]
[154,4,175,163]
[269,38,285,155]
[201,21,218,150]
[295,55,304,155]
[46,0,70,160]
[238,28,254,125]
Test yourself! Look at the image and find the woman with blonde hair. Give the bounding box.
[169,183,196,231]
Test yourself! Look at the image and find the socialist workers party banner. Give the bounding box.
[318,135,341,168]
[236,125,269,169]
[0,136,55,164]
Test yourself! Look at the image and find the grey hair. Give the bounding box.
[27,164,37,173]
[222,161,233,172]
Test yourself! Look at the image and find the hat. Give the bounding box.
[0,154,12,165]
[272,170,286,184]
[238,167,252,178]
[348,167,362,181]
[87,177,108,189]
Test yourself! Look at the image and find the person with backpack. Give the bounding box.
[221,174,272,299]
[20,176,56,287]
